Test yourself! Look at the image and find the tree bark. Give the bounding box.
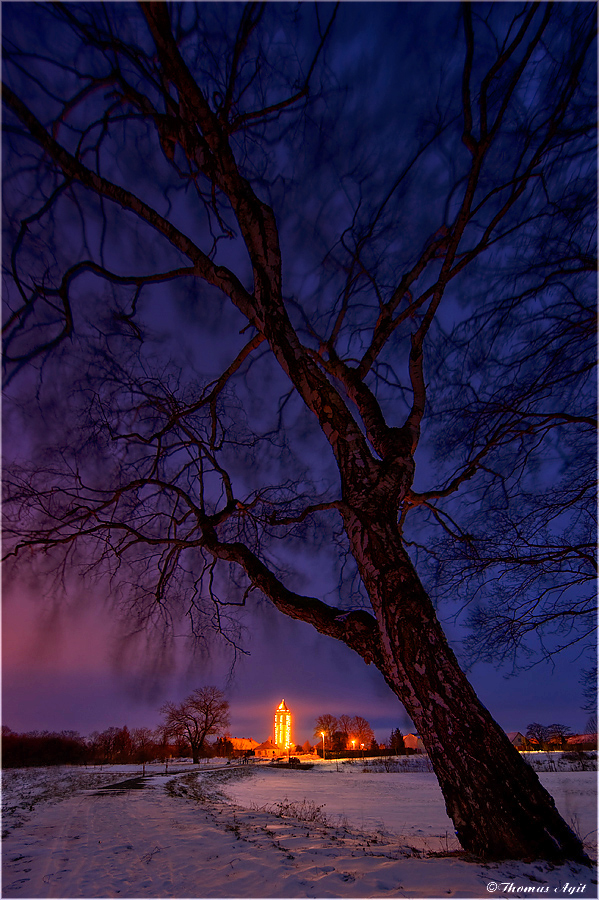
[341,505,589,863]
[205,503,589,863]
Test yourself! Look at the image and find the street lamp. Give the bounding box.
[351,739,356,754]
[321,731,326,761]
[360,743,365,758]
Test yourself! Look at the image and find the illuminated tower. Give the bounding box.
[274,699,292,749]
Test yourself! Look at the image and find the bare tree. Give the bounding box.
[337,714,354,740]
[584,716,597,736]
[546,724,574,752]
[313,714,338,743]
[580,666,597,734]
[2,2,595,861]
[421,301,596,668]
[350,716,374,750]
[319,713,374,751]
[132,726,157,775]
[160,687,229,764]
[526,722,573,752]
[525,723,552,751]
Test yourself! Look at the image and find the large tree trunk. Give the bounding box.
[207,502,589,863]
[343,508,589,863]
[189,742,200,765]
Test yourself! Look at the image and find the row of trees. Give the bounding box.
[525,723,576,752]
[314,714,376,752]
[5,716,588,768]
[2,724,215,770]
[2,725,163,769]
[2,727,89,768]
[3,687,230,769]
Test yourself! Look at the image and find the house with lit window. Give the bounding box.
[505,732,527,750]
[254,739,281,758]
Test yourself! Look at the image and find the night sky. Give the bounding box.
[3,583,590,743]
[2,2,595,749]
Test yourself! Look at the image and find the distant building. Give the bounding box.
[567,733,598,751]
[254,739,280,758]
[229,738,259,758]
[403,734,425,752]
[505,732,527,750]
[229,738,258,750]
[274,699,292,749]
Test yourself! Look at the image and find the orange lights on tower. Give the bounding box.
[274,699,292,749]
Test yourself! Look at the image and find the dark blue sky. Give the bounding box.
[2,2,595,747]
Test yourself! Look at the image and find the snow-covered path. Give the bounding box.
[1,782,479,898]
[2,765,596,899]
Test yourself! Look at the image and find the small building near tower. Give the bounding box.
[229,738,259,758]
[274,699,292,749]
[254,739,280,758]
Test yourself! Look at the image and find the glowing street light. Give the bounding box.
[351,739,356,754]
[321,731,326,761]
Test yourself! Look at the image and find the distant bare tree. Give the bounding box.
[526,722,573,752]
[337,715,353,741]
[350,716,375,749]
[132,727,157,775]
[161,687,229,764]
[580,667,597,734]
[546,724,574,751]
[89,727,125,765]
[526,723,552,751]
[313,714,338,744]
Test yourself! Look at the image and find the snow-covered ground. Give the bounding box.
[222,759,598,856]
[2,759,596,899]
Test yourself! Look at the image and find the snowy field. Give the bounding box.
[222,759,598,855]
[2,759,597,899]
